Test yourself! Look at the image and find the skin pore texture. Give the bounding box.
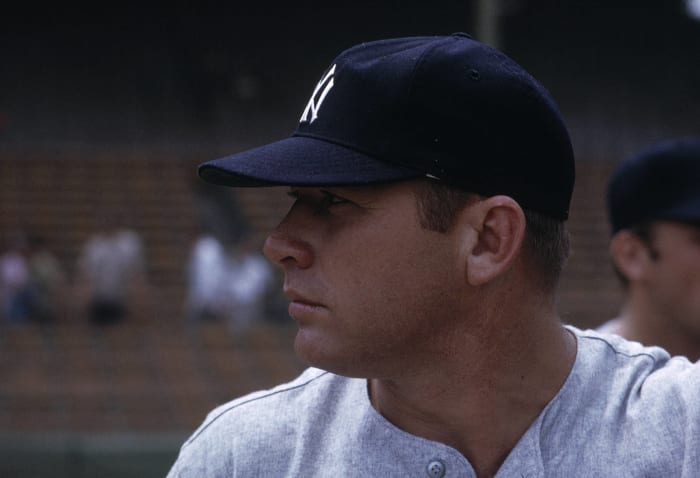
[609,221,700,361]
[263,181,577,477]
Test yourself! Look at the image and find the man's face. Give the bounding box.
[643,221,700,336]
[262,182,466,378]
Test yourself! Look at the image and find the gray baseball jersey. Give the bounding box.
[167,327,700,477]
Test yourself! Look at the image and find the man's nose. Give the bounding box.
[262,232,314,269]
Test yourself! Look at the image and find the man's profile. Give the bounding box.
[598,138,700,361]
[168,34,700,478]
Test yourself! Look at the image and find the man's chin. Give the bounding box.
[292,329,361,377]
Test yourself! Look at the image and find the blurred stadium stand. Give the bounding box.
[0,151,306,477]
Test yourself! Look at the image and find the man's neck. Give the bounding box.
[368,317,576,478]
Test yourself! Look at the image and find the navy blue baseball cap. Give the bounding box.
[199,33,575,220]
[607,137,700,233]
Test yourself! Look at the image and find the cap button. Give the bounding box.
[451,32,473,39]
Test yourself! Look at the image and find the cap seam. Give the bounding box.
[404,35,454,105]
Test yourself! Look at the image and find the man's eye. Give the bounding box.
[320,191,349,206]
[314,191,350,215]
[286,189,351,215]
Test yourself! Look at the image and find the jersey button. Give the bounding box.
[426,459,446,477]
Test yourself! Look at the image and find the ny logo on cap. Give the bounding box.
[300,64,336,124]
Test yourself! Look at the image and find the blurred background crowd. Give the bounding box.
[1,1,699,476]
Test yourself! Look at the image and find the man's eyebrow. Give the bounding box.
[286,188,320,199]
[286,185,389,204]
[287,187,309,197]
[322,184,393,196]
[287,186,347,195]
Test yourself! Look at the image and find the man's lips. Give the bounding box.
[284,287,325,318]
[283,287,321,306]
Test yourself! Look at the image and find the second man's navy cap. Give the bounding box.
[608,137,700,233]
[199,33,575,220]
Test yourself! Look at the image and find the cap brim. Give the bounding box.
[198,135,423,187]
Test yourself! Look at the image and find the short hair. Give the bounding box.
[414,179,570,292]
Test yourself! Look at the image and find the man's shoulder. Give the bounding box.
[537,326,700,474]
[566,325,699,401]
[184,367,360,445]
[569,324,670,360]
[168,368,368,476]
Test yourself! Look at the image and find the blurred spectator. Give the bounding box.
[186,234,274,333]
[185,234,229,322]
[26,234,67,323]
[186,180,274,331]
[597,138,700,361]
[0,232,33,325]
[76,221,147,325]
[223,237,274,331]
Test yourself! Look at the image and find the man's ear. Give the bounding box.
[609,231,651,282]
[457,195,527,286]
